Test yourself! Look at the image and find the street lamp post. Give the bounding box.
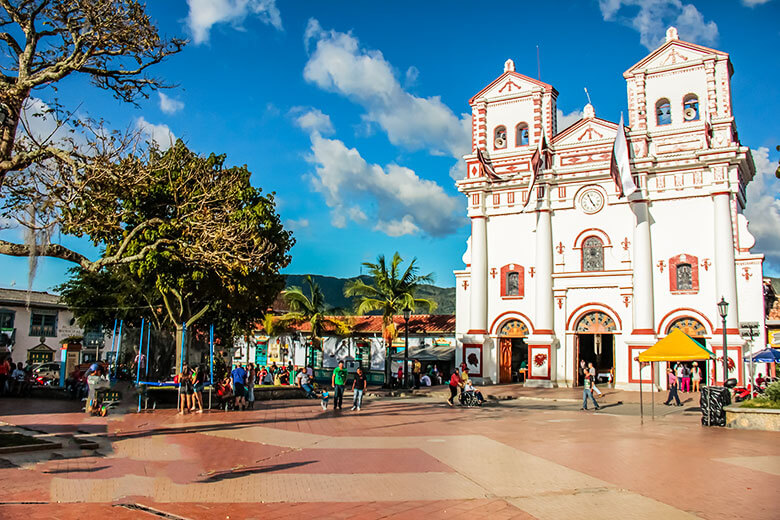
[717,297,729,385]
[403,306,411,389]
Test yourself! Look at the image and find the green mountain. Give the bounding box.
[284,274,456,315]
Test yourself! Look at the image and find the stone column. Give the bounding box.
[469,216,488,334]
[631,199,655,334]
[713,191,739,330]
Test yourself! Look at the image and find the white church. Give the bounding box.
[454,27,764,389]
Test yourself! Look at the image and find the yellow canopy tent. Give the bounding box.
[636,328,714,423]
[638,328,714,362]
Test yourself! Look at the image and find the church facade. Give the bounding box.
[454,28,764,389]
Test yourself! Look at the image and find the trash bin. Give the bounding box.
[700,386,731,426]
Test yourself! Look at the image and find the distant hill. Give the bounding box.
[284,274,455,315]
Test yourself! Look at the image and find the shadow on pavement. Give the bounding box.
[199,461,315,482]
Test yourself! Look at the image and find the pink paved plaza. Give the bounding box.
[0,391,776,519]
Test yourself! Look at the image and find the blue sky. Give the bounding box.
[2,0,779,292]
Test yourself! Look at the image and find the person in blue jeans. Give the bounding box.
[331,360,348,410]
[296,368,314,398]
[581,373,600,411]
[351,366,368,411]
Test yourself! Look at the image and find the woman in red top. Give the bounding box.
[447,371,461,407]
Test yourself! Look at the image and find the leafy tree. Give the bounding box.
[0,0,184,187]
[344,252,436,383]
[281,275,350,367]
[44,140,293,370]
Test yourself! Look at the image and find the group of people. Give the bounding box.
[446,362,485,406]
[579,360,604,411]
[320,361,368,411]
[395,360,444,388]
[664,362,703,406]
[0,358,32,396]
[176,363,208,414]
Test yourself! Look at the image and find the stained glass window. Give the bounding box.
[582,236,604,272]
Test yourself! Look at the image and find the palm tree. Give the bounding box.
[344,252,437,385]
[281,275,349,368]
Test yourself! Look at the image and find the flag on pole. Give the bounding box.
[524,127,549,208]
[610,114,638,198]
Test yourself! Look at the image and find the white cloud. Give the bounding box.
[742,0,771,6]
[598,0,718,50]
[304,132,463,237]
[135,117,176,150]
[158,92,185,114]
[557,108,583,132]
[291,107,334,135]
[745,147,780,273]
[303,19,470,160]
[186,0,282,45]
[18,98,87,150]
[405,66,419,86]
[375,216,421,237]
[284,217,309,232]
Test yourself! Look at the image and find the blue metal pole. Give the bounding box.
[179,322,187,374]
[145,324,151,378]
[136,319,144,412]
[135,319,144,386]
[209,324,215,385]
[109,318,118,361]
[114,319,124,379]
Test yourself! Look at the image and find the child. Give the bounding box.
[321,387,330,410]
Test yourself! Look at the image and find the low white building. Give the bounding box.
[454,28,763,389]
[0,287,104,365]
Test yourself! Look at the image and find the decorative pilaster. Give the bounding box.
[468,215,488,334]
[713,190,739,331]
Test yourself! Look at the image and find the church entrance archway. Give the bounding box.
[574,311,616,386]
[667,317,709,387]
[497,319,528,384]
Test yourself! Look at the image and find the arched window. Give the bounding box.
[656,98,671,126]
[494,126,507,149]
[515,123,529,146]
[676,263,693,290]
[683,94,699,122]
[582,236,604,272]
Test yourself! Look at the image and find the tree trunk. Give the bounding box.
[174,324,185,374]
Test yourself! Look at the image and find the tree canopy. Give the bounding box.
[0,0,184,186]
[52,140,294,369]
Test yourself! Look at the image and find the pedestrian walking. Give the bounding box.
[192,364,205,413]
[321,387,330,410]
[664,368,682,406]
[681,364,691,393]
[351,366,368,411]
[675,363,685,392]
[178,363,194,415]
[588,362,603,397]
[581,370,600,410]
[413,358,422,389]
[332,360,347,410]
[246,363,256,409]
[447,370,461,407]
[231,363,247,411]
[691,362,702,392]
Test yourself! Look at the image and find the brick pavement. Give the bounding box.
[0,395,776,519]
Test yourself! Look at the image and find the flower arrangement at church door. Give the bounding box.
[534,352,547,368]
